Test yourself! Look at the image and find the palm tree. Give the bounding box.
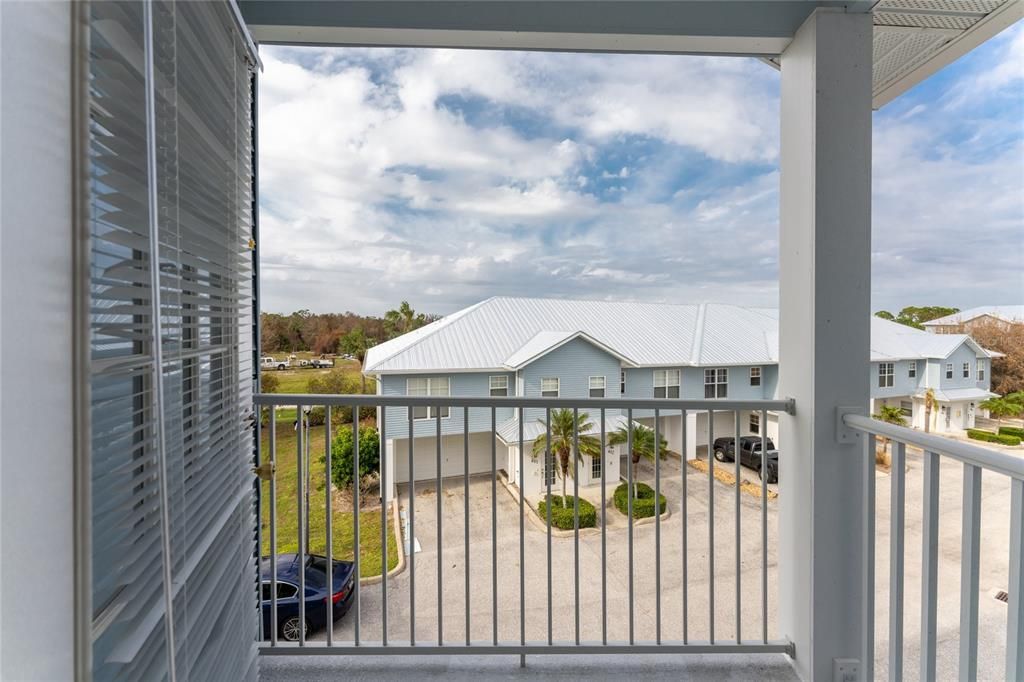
[609,421,668,498]
[531,409,601,508]
[923,388,937,434]
[980,397,1024,426]
[872,405,907,461]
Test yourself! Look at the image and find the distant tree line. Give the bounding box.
[873,306,959,330]
[260,301,439,359]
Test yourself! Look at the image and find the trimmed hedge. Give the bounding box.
[537,495,597,530]
[998,426,1024,439]
[613,482,667,519]
[967,429,1021,446]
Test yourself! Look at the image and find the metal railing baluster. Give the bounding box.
[920,450,939,682]
[627,407,634,645]
[325,406,333,647]
[297,403,306,646]
[436,410,442,645]
[546,407,552,646]
[601,408,607,646]
[464,407,470,646]
[1008,478,1024,682]
[269,408,278,647]
[492,406,498,646]
[519,408,525,667]
[959,463,982,682]
[655,409,661,645]
[708,409,715,644]
[573,407,580,646]
[734,411,740,644]
[760,409,767,644]
[353,406,360,646]
[408,409,415,646]
[682,409,688,644]
[381,411,388,646]
[864,433,876,682]
[889,441,905,681]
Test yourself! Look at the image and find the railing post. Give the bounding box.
[778,8,872,680]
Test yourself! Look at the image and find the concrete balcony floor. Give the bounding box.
[259,652,800,680]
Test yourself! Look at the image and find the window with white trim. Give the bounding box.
[591,453,602,479]
[977,360,985,381]
[489,375,508,397]
[541,377,559,397]
[962,362,970,378]
[589,376,606,398]
[749,367,761,387]
[900,400,913,417]
[704,368,728,399]
[407,377,450,420]
[946,363,953,379]
[749,412,760,434]
[653,369,680,398]
[620,370,625,394]
[878,362,894,388]
[908,362,916,378]
[544,452,556,486]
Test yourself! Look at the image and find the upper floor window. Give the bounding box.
[908,363,916,378]
[541,377,559,397]
[407,376,450,420]
[962,362,970,378]
[977,360,985,381]
[704,368,728,399]
[654,369,680,398]
[946,363,953,379]
[620,370,626,394]
[489,375,508,397]
[878,362,894,388]
[749,367,761,387]
[589,376,606,398]
[749,412,760,434]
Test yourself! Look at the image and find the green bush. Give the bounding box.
[997,426,1024,439]
[613,482,667,519]
[967,429,1021,446]
[536,495,597,530]
[325,425,381,488]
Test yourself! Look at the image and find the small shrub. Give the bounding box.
[997,426,1024,439]
[536,495,597,530]
[613,482,667,519]
[326,425,381,488]
[260,372,280,393]
[967,428,1021,446]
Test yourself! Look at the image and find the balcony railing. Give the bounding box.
[253,393,795,662]
[843,414,1024,681]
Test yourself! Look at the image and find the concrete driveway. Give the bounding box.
[300,447,1016,681]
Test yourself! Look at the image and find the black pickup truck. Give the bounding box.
[712,435,779,483]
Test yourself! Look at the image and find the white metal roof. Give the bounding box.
[922,305,1024,327]
[912,387,997,402]
[496,412,633,445]
[363,296,994,374]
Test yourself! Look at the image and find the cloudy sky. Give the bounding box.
[258,23,1023,317]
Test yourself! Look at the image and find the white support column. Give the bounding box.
[778,9,873,681]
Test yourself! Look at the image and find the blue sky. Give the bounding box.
[258,23,1023,316]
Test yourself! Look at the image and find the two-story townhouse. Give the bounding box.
[364,297,999,502]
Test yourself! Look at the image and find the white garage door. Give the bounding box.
[392,431,506,484]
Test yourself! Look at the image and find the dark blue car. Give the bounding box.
[260,553,356,641]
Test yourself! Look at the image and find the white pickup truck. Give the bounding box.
[307,355,334,369]
[261,356,289,371]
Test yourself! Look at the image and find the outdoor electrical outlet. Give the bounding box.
[833,658,860,682]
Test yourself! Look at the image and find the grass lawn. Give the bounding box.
[260,418,398,578]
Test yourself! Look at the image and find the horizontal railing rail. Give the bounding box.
[254,393,793,662]
[844,413,1024,682]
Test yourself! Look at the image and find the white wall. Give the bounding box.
[0,2,76,679]
[387,432,506,495]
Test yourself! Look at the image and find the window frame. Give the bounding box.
[908,362,916,379]
[962,362,970,378]
[878,362,894,388]
[540,377,560,398]
[620,370,625,395]
[704,367,728,399]
[653,369,680,399]
[749,412,760,434]
[407,376,451,420]
[489,375,509,397]
[589,375,606,398]
[543,451,556,486]
[946,363,953,379]
[900,400,913,417]
[749,366,761,387]
[591,452,602,479]
[977,359,985,381]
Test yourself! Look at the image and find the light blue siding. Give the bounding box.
[520,337,622,424]
[871,359,919,399]
[939,343,983,391]
[762,365,779,399]
[381,372,514,438]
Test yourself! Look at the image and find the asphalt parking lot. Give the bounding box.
[286,447,1016,680]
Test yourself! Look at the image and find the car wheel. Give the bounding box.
[277,364,285,371]
[713,448,729,462]
[280,616,308,642]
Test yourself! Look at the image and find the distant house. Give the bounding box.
[364,297,999,500]
[923,305,1024,334]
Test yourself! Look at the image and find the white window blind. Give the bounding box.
[87,2,258,680]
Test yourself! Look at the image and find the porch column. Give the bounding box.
[778,9,872,681]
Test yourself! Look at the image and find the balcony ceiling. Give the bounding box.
[240,0,1022,107]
